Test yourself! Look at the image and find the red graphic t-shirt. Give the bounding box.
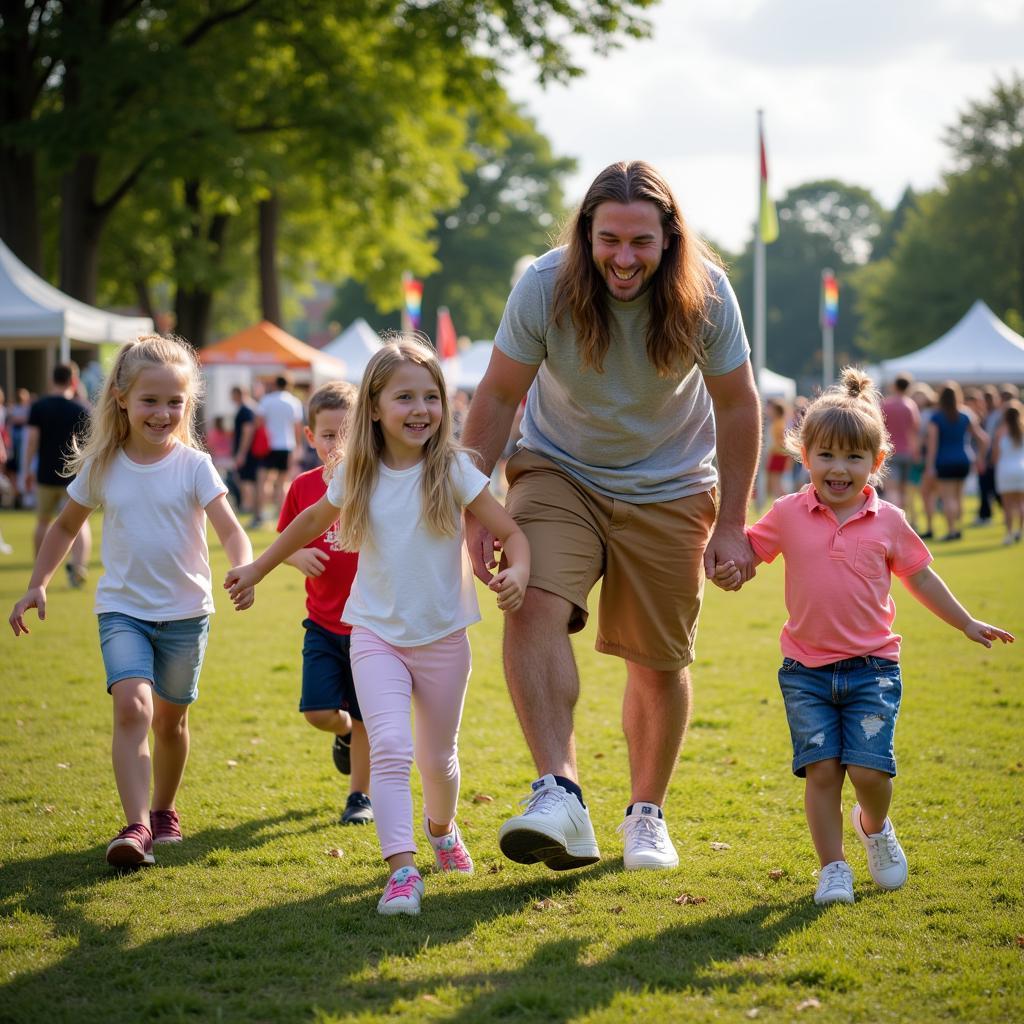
[277,467,358,636]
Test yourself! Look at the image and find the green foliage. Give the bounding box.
[0,507,1022,1022]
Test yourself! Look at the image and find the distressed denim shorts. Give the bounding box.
[98,612,211,705]
[778,655,902,777]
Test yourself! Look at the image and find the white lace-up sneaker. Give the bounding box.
[617,803,679,870]
[814,860,855,905]
[851,803,908,889]
[498,774,600,870]
[377,866,425,916]
[424,815,474,874]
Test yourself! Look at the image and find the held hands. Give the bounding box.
[710,559,744,592]
[489,564,528,613]
[963,619,1014,648]
[9,587,46,636]
[224,562,261,611]
[290,548,329,578]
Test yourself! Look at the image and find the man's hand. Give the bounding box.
[703,522,756,584]
[465,510,501,584]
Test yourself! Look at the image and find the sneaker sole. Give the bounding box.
[106,842,155,867]
[498,825,600,871]
[377,901,421,916]
[624,855,679,871]
[814,891,855,905]
[341,812,374,826]
[152,835,183,845]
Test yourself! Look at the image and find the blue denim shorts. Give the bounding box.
[98,612,210,705]
[778,655,902,777]
[300,619,362,719]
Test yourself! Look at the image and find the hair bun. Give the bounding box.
[840,366,874,400]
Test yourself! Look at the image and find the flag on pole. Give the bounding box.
[436,306,458,360]
[759,125,780,245]
[821,270,839,328]
[401,272,423,333]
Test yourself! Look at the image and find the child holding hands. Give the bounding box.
[9,335,253,867]
[714,368,1013,905]
[226,338,529,915]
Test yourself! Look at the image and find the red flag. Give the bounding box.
[436,306,458,360]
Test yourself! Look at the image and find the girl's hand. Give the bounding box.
[289,548,329,578]
[230,584,255,611]
[964,619,1015,648]
[9,587,46,636]
[489,565,528,613]
[224,563,262,607]
[710,559,744,592]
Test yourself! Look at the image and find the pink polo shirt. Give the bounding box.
[746,485,932,668]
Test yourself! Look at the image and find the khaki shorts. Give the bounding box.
[504,450,717,671]
[36,484,70,520]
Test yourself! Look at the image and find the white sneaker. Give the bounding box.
[851,803,908,889]
[617,803,679,870]
[377,866,424,916]
[814,860,855,905]
[498,774,600,870]
[424,814,474,874]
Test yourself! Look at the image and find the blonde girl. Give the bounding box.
[713,368,1012,906]
[226,337,529,916]
[992,400,1024,544]
[9,335,253,868]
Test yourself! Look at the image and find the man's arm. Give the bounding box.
[460,349,539,580]
[702,360,761,581]
[24,425,39,488]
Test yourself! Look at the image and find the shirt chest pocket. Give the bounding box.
[853,539,887,580]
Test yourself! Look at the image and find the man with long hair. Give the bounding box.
[462,161,760,873]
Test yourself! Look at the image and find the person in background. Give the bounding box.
[253,375,303,527]
[907,382,937,537]
[880,374,920,511]
[230,386,259,518]
[204,416,234,481]
[765,398,791,499]
[991,399,1024,545]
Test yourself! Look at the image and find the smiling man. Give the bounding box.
[461,160,761,873]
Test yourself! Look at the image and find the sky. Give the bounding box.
[504,0,1024,254]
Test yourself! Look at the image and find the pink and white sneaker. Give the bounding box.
[377,866,425,916]
[150,808,183,844]
[424,816,474,874]
[106,823,155,867]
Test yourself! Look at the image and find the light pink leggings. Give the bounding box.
[350,626,471,860]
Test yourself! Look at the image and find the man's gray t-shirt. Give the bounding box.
[494,247,750,502]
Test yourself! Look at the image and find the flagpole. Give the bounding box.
[754,109,768,506]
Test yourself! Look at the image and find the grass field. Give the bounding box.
[1,506,1022,1023]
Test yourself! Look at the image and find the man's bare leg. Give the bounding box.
[623,662,690,806]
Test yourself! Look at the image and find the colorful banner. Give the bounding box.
[401,272,423,333]
[436,306,458,360]
[822,270,839,328]
[759,126,779,245]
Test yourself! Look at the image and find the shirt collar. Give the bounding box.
[802,483,879,517]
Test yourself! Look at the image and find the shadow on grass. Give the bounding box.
[0,822,825,1024]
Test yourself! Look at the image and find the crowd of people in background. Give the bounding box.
[757,374,1024,546]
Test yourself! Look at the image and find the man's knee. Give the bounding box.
[506,587,574,634]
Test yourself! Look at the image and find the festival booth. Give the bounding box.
[0,237,153,395]
[320,318,382,384]
[199,321,348,418]
[876,301,1024,386]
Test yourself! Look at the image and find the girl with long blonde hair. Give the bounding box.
[227,336,530,916]
[10,334,254,868]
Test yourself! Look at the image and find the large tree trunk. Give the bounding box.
[258,192,282,325]
[173,182,230,347]
[0,147,40,271]
[59,154,108,302]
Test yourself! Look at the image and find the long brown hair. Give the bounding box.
[328,337,468,550]
[551,160,718,378]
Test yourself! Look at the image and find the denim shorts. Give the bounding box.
[300,619,363,719]
[98,612,210,705]
[778,655,902,777]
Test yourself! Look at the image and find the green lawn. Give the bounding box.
[1,507,1022,1023]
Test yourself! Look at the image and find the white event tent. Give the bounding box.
[0,237,153,394]
[442,341,495,392]
[876,301,1024,386]
[320,318,382,383]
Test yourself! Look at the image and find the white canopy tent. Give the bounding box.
[759,366,797,400]
[0,237,153,394]
[876,301,1024,386]
[441,341,494,393]
[320,318,382,383]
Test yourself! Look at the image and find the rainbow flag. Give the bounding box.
[822,270,839,328]
[759,125,779,245]
[402,272,423,333]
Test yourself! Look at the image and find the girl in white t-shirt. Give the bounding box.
[227,338,529,916]
[9,335,253,868]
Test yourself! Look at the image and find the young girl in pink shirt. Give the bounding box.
[714,368,1013,906]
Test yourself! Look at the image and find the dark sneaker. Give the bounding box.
[332,732,352,775]
[341,791,373,826]
[150,808,183,844]
[65,563,87,589]
[106,823,155,867]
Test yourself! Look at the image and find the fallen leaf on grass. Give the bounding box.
[746,1010,760,1019]
[421,994,440,1004]
[56,763,70,770]
[472,793,493,804]
[533,898,562,911]
[250,737,262,745]
[609,905,624,914]
[593,752,604,759]
[226,759,238,768]
[487,863,503,874]
[1015,935,1024,948]
[710,841,731,851]
[720,756,738,765]
[326,848,344,858]
[796,997,821,1011]
[43,805,55,814]
[769,868,784,880]
[673,892,707,905]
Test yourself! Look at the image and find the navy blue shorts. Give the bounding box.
[300,619,362,719]
[778,655,902,777]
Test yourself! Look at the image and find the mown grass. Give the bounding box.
[1,506,1022,1023]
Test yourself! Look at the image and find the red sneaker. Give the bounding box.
[150,808,183,844]
[106,823,155,867]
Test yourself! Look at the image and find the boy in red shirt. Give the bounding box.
[278,381,372,825]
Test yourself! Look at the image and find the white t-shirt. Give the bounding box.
[67,442,228,621]
[258,390,303,451]
[326,451,489,646]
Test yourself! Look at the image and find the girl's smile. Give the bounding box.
[119,365,189,461]
[372,362,443,467]
[803,441,884,520]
